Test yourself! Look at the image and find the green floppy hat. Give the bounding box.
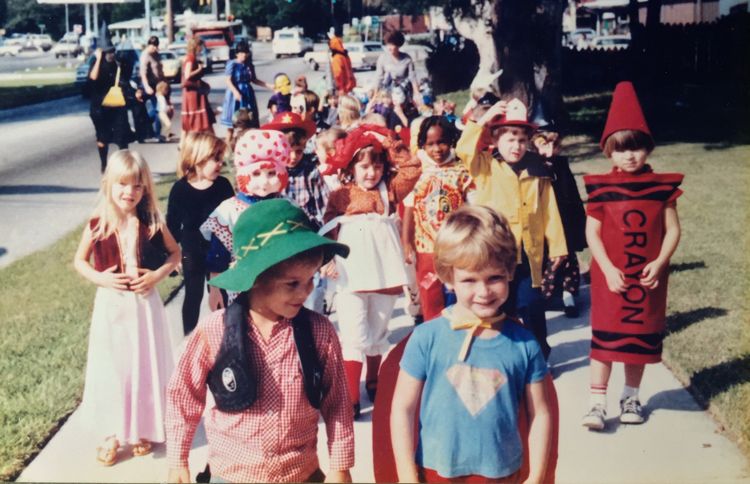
[209,199,349,292]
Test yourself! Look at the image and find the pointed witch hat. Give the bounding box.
[600,81,652,148]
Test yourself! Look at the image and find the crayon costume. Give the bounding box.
[80,219,175,445]
[585,167,682,364]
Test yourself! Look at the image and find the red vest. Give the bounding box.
[90,218,165,272]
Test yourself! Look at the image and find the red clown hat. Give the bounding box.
[600,81,652,148]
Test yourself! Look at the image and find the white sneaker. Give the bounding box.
[582,404,607,430]
[620,396,645,424]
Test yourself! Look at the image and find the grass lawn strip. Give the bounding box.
[0,171,181,481]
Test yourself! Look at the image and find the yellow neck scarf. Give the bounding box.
[443,305,506,362]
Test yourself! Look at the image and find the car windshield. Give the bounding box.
[278,33,295,39]
[365,45,383,52]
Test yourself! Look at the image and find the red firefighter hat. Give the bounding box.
[261,111,317,140]
[600,81,652,148]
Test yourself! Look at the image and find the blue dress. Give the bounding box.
[219,59,260,128]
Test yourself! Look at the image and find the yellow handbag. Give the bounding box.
[101,65,126,108]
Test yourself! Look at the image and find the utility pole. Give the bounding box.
[92,2,98,37]
[65,3,70,34]
[84,3,91,35]
[145,0,152,38]
[166,0,174,43]
[212,0,219,20]
[226,0,231,18]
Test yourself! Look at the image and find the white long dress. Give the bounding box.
[79,227,175,444]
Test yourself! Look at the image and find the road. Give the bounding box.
[0,41,345,269]
[0,50,70,73]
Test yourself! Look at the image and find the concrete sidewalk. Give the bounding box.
[17,285,749,483]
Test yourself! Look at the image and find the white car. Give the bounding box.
[272,28,313,58]
[304,41,383,71]
[0,39,22,56]
[52,38,82,58]
[591,35,630,50]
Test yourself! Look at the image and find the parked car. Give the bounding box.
[348,42,383,70]
[160,50,182,84]
[75,48,141,97]
[304,41,383,71]
[272,28,313,58]
[591,35,630,50]
[0,38,23,56]
[52,38,82,58]
[29,34,53,51]
[567,28,596,48]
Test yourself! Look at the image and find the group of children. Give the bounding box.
[72,80,682,482]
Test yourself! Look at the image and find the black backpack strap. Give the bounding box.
[206,293,258,412]
[292,308,325,409]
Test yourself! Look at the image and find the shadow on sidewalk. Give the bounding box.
[0,184,98,195]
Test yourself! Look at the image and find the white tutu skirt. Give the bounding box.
[79,287,175,444]
[334,214,409,292]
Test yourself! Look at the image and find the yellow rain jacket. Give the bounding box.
[456,121,568,287]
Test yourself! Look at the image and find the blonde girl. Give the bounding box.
[337,94,362,130]
[167,133,234,334]
[74,150,181,467]
[321,124,421,418]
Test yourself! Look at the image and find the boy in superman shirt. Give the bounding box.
[391,205,552,483]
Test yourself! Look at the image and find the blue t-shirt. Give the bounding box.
[400,314,549,478]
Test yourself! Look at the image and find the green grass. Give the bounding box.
[0,82,79,110]
[0,171,182,481]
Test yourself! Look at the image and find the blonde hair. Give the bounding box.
[360,112,387,127]
[178,132,227,179]
[316,127,346,152]
[156,80,170,96]
[91,150,164,240]
[434,205,517,283]
[337,94,361,129]
[186,37,204,57]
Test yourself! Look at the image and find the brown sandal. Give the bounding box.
[96,437,119,466]
[132,439,152,457]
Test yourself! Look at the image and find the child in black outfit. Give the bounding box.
[166,132,234,334]
[532,127,587,317]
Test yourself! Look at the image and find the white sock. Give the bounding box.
[621,385,639,401]
[562,290,575,307]
[590,384,607,408]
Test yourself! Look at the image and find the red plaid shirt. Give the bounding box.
[166,309,355,482]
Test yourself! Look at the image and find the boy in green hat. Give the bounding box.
[165,199,354,483]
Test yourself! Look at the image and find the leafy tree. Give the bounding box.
[5,0,65,38]
[0,0,7,28]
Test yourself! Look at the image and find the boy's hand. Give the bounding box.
[98,265,132,291]
[477,100,508,127]
[403,243,416,265]
[603,265,627,293]
[208,285,225,310]
[320,260,339,280]
[325,469,352,483]
[549,255,565,272]
[130,268,159,294]
[167,467,190,483]
[640,260,666,289]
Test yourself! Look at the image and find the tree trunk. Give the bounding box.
[494,0,567,128]
[451,0,500,89]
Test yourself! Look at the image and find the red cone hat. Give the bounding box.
[600,81,652,148]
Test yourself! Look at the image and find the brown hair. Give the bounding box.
[384,30,405,47]
[492,124,533,141]
[337,95,361,129]
[602,129,655,157]
[340,146,390,185]
[178,132,227,179]
[283,129,307,148]
[186,38,204,57]
[531,130,561,147]
[303,90,320,113]
[434,205,517,284]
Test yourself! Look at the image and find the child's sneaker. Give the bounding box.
[581,404,607,430]
[619,396,645,424]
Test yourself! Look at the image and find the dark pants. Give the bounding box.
[182,250,208,335]
[507,250,550,359]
